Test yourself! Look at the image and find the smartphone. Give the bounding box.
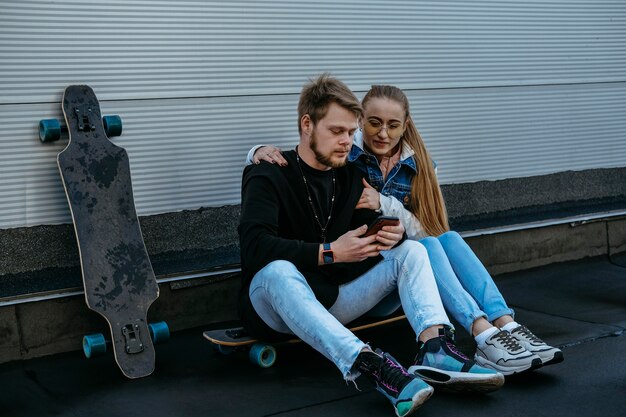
[362,216,400,237]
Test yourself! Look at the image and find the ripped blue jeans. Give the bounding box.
[248,240,451,379]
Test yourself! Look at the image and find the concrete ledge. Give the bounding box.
[0,205,240,280]
[1,271,240,363]
[467,222,608,276]
[443,167,626,221]
[0,306,20,363]
[608,218,626,254]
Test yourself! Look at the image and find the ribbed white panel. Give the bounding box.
[0,95,299,227]
[408,82,626,182]
[0,0,625,228]
[0,0,625,102]
[2,84,625,227]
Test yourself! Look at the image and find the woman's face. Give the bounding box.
[361,97,406,159]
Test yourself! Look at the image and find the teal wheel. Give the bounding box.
[38,119,62,143]
[83,333,107,359]
[249,343,277,368]
[148,321,170,345]
[102,115,123,138]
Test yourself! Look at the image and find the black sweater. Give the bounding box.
[238,150,382,339]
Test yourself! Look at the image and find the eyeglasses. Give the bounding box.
[363,119,405,140]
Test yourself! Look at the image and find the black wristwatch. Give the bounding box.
[322,243,334,264]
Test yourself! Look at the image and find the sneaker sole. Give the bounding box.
[407,365,504,393]
[522,345,564,365]
[395,384,434,417]
[474,355,543,376]
[542,350,564,366]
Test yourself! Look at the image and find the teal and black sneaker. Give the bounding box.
[408,326,505,393]
[356,350,433,417]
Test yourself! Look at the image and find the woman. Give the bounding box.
[247,85,563,376]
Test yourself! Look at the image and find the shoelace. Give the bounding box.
[513,325,543,344]
[445,341,470,361]
[494,331,524,352]
[377,355,412,395]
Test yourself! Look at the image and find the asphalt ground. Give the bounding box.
[1,255,625,417]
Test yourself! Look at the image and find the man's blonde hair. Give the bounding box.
[298,73,362,133]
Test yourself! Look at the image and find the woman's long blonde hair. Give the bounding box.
[362,85,450,236]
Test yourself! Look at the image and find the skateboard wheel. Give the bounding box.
[102,115,122,138]
[249,343,276,368]
[83,333,107,358]
[39,119,62,143]
[148,321,170,345]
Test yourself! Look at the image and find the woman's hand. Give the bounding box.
[355,178,381,210]
[373,223,405,251]
[253,146,287,166]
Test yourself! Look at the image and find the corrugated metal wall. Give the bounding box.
[1,0,625,228]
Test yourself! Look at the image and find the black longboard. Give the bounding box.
[204,315,407,368]
[57,85,159,379]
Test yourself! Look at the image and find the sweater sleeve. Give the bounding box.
[239,166,320,275]
[245,144,267,165]
[378,194,428,240]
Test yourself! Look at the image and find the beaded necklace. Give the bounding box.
[295,147,336,243]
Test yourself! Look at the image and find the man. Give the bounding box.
[238,74,503,417]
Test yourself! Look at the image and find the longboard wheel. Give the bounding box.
[39,119,62,143]
[83,333,107,358]
[249,343,277,368]
[102,115,123,138]
[148,321,170,345]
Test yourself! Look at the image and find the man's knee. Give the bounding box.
[396,239,428,260]
[253,260,304,292]
[263,260,299,276]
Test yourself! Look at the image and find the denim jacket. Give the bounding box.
[349,130,428,239]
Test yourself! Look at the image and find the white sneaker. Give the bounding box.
[509,325,564,366]
[475,330,543,375]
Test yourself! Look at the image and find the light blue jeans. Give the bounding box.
[249,240,451,378]
[419,231,514,334]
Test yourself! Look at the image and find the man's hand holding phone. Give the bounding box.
[328,225,379,263]
[323,216,404,264]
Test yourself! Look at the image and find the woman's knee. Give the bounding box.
[437,230,463,246]
[419,235,446,257]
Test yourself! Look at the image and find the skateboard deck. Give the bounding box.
[57,85,159,379]
[204,314,406,367]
